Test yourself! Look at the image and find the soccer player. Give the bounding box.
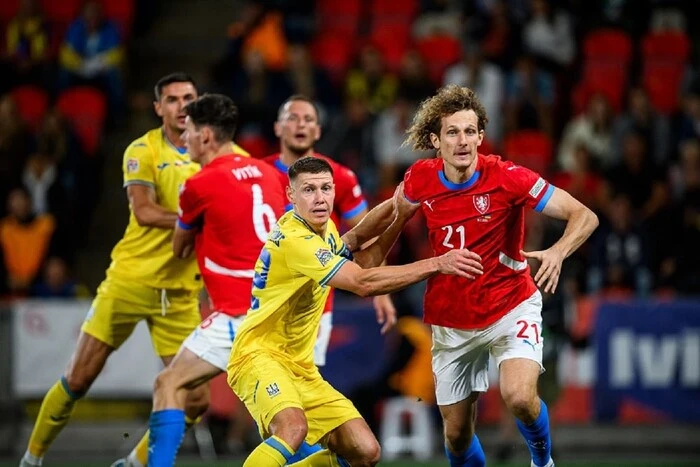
[19,73,249,467]
[264,95,396,368]
[227,156,484,467]
[400,85,599,467]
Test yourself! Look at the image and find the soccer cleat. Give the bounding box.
[531,459,555,467]
[109,459,127,467]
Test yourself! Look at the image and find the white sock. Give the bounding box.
[126,451,144,467]
[22,452,43,466]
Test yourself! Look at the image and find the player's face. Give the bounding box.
[154,82,197,133]
[275,100,321,156]
[431,109,484,172]
[288,172,335,228]
[182,116,204,162]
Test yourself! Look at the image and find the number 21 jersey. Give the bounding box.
[178,155,286,316]
[403,154,554,330]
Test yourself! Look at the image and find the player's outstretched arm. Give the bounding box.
[172,223,196,259]
[341,197,396,252]
[522,187,598,293]
[127,185,178,229]
[327,248,483,298]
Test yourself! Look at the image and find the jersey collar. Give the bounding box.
[273,157,289,174]
[438,157,481,191]
[161,128,187,154]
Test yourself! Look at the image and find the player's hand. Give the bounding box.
[436,249,483,279]
[372,294,397,335]
[392,182,420,220]
[521,247,565,293]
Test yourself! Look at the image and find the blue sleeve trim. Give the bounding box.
[403,192,420,205]
[534,184,555,212]
[319,258,348,287]
[264,437,294,462]
[60,376,85,400]
[341,199,368,219]
[177,218,195,230]
[338,243,354,260]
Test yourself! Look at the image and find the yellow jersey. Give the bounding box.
[106,128,249,291]
[230,211,351,374]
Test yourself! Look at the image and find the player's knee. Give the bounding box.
[271,413,308,450]
[443,418,474,452]
[502,389,538,421]
[355,437,381,466]
[184,384,210,416]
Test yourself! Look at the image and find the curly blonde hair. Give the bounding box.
[406,85,488,150]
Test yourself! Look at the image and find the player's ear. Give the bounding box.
[274,120,282,138]
[313,122,321,142]
[430,132,440,150]
[154,100,163,117]
[477,129,484,146]
[286,184,294,204]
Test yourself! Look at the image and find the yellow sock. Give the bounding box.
[27,378,80,458]
[129,415,200,465]
[243,436,295,467]
[288,449,346,466]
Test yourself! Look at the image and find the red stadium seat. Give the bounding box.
[641,32,691,114]
[316,0,362,37]
[369,24,412,73]
[56,87,107,156]
[416,34,462,84]
[0,0,19,25]
[99,0,134,39]
[370,0,418,22]
[10,85,49,132]
[310,33,355,85]
[503,130,553,175]
[39,0,81,24]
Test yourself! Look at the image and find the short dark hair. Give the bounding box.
[288,157,333,182]
[184,94,239,143]
[154,72,196,101]
[277,94,320,121]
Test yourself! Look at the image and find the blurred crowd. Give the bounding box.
[0,0,698,305]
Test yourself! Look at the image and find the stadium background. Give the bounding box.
[0,0,699,465]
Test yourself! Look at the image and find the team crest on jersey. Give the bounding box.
[266,382,280,398]
[269,228,285,246]
[315,248,333,266]
[473,194,490,214]
[126,158,139,173]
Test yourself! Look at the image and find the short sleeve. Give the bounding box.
[177,178,204,230]
[502,161,555,212]
[402,164,421,204]
[285,234,349,287]
[123,141,156,188]
[335,165,368,220]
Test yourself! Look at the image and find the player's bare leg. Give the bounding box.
[500,358,554,467]
[326,417,381,466]
[121,351,212,467]
[243,407,307,466]
[439,392,486,467]
[21,333,114,466]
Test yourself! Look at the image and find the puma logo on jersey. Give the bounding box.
[523,339,537,351]
[423,200,435,211]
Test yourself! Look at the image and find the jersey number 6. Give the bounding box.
[252,184,277,242]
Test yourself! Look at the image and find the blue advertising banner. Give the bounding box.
[594,300,700,422]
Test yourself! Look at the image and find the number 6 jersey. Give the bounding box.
[177,155,286,316]
[403,154,554,330]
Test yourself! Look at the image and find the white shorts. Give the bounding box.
[432,291,544,406]
[182,312,246,371]
[313,312,333,367]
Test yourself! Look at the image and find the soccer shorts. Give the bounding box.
[432,290,544,405]
[182,312,246,371]
[313,312,333,367]
[228,351,361,445]
[81,276,201,357]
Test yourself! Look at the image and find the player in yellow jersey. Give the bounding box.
[228,157,484,467]
[20,72,250,467]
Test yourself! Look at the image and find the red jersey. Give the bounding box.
[263,152,368,313]
[178,155,286,316]
[403,154,554,330]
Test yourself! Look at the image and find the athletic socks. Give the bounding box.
[517,399,553,467]
[445,434,486,467]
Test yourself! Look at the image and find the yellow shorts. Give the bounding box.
[81,275,201,357]
[228,352,361,445]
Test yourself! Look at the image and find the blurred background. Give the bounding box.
[0,0,699,465]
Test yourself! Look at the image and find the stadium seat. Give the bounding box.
[416,34,462,84]
[503,130,553,175]
[369,0,418,23]
[369,24,412,73]
[39,0,82,25]
[99,0,134,39]
[0,0,19,25]
[316,0,362,37]
[310,33,355,85]
[56,87,107,156]
[641,32,691,114]
[10,85,49,132]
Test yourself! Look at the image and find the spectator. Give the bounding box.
[551,144,604,211]
[613,86,671,166]
[505,54,554,136]
[466,0,523,70]
[283,44,337,113]
[671,82,700,160]
[345,46,398,114]
[35,109,84,196]
[588,193,652,296]
[2,0,49,91]
[522,0,575,73]
[444,46,505,143]
[558,93,614,171]
[31,256,89,298]
[58,0,124,116]
[397,50,435,106]
[0,94,34,208]
[0,187,55,295]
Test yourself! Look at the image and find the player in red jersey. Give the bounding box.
[137,94,287,466]
[263,94,396,367]
[401,85,598,467]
